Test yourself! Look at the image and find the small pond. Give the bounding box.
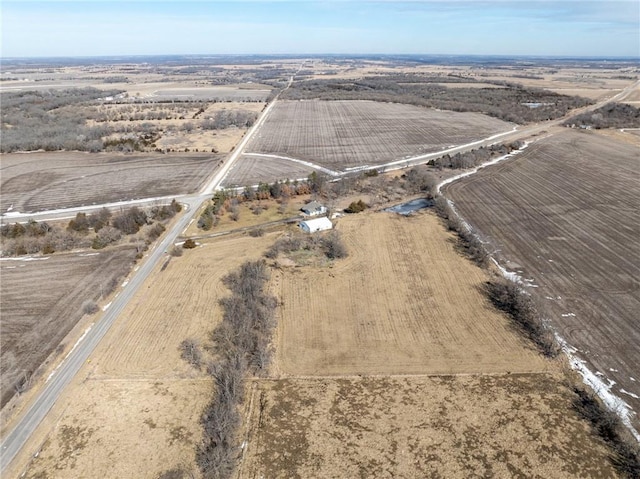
[384,198,434,215]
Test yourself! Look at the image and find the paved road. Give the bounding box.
[1,74,636,472]
[0,75,290,473]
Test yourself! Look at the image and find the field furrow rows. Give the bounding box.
[244,100,512,173]
[445,130,640,426]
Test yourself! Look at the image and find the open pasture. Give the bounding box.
[92,233,275,379]
[245,100,513,170]
[0,247,135,408]
[15,232,277,479]
[273,212,546,376]
[445,130,640,426]
[241,375,618,478]
[1,152,222,213]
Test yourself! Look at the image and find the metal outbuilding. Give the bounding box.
[299,216,333,233]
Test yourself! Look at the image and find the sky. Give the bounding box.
[1,1,639,58]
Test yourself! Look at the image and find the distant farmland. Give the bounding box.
[445,130,640,428]
[1,152,223,213]
[242,100,512,171]
[146,86,271,102]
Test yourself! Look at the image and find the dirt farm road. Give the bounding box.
[1,76,637,473]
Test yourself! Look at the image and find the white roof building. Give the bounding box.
[299,217,333,233]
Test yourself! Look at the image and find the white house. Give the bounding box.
[299,217,333,233]
[300,201,327,217]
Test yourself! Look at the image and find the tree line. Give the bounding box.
[195,260,278,478]
[0,200,181,256]
[430,141,525,169]
[565,103,640,129]
[281,75,592,124]
[197,173,325,231]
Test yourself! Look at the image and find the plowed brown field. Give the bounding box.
[245,100,512,170]
[0,248,135,408]
[274,211,547,376]
[1,152,222,213]
[224,154,316,187]
[445,129,640,427]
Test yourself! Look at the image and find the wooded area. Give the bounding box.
[282,75,592,124]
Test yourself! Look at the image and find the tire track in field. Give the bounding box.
[275,212,546,376]
[93,235,274,379]
[446,130,640,428]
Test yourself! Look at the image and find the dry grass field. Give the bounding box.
[184,197,308,238]
[240,210,620,477]
[445,129,640,428]
[245,100,513,170]
[1,152,222,213]
[0,247,136,408]
[273,212,546,376]
[241,375,618,478]
[16,232,276,479]
[10,209,627,479]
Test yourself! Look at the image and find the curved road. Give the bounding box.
[0,79,285,473]
[1,75,637,472]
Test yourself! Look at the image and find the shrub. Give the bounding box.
[146,223,166,242]
[112,206,147,234]
[82,300,99,315]
[92,226,121,249]
[179,338,203,370]
[322,231,348,259]
[67,213,90,233]
[345,199,368,213]
[183,239,197,249]
[572,387,640,476]
[248,228,265,238]
[485,279,559,357]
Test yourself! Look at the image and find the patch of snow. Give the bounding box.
[555,334,640,441]
[609,368,619,372]
[2,211,23,217]
[436,140,530,194]
[121,280,129,287]
[0,256,50,262]
[46,323,94,383]
[77,252,100,257]
[244,153,342,177]
[102,302,112,311]
[620,389,640,399]
[491,258,522,283]
[561,313,576,317]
